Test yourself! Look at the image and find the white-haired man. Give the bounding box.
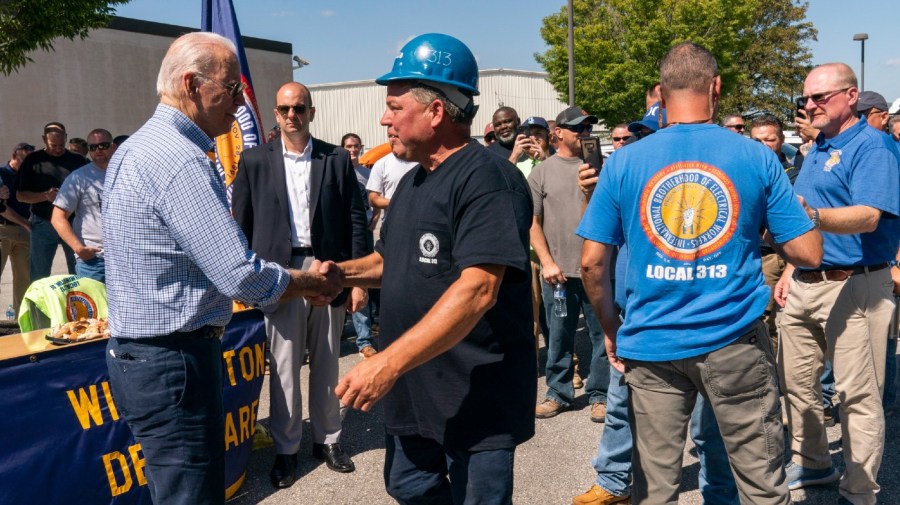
[102,32,341,504]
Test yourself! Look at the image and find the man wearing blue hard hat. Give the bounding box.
[326,33,536,504]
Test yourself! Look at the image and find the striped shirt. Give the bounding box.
[103,104,289,338]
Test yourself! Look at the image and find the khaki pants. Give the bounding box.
[761,252,785,353]
[778,268,893,505]
[625,320,789,505]
[0,223,30,313]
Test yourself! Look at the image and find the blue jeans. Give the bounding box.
[352,295,374,350]
[592,367,738,503]
[29,215,75,281]
[821,360,835,409]
[106,334,225,505]
[885,336,897,409]
[541,278,608,406]
[384,434,514,505]
[75,256,105,283]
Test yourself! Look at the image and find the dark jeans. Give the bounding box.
[29,215,75,281]
[384,434,515,505]
[541,278,609,406]
[106,334,225,505]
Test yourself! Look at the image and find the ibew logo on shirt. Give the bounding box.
[418,233,439,264]
[823,149,841,172]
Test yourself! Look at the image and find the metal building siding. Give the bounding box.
[307,69,570,149]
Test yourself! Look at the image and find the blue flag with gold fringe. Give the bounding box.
[201,0,265,204]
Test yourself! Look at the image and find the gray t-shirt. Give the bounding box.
[527,154,586,278]
[54,162,104,253]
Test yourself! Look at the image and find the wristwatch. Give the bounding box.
[810,207,820,228]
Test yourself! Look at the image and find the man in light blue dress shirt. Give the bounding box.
[102,32,341,505]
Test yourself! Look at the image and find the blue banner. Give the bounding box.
[201,0,265,204]
[0,309,267,503]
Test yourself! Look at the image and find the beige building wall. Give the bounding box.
[307,69,573,151]
[0,17,291,153]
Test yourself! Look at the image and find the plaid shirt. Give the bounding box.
[103,104,289,338]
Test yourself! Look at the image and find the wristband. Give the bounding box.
[810,207,820,228]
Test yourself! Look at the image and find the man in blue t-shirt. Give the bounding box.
[577,42,822,504]
[774,63,900,505]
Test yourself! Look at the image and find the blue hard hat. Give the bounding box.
[376,33,479,96]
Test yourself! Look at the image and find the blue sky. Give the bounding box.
[115,0,900,104]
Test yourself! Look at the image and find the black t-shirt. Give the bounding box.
[375,140,536,451]
[486,140,514,160]
[17,150,86,219]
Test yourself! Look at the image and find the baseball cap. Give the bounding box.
[857,91,888,112]
[556,106,598,126]
[628,102,667,133]
[14,142,35,151]
[484,122,495,136]
[521,116,550,131]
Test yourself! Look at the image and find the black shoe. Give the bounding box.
[270,453,298,489]
[313,442,355,473]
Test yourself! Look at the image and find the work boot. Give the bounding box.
[535,398,570,419]
[572,484,630,505]
[590,402,607,423]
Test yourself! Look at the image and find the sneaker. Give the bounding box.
[784,461,839,490]
[572,484,630,505]
[535,398,570,419]
[359,345,377,359]
[590,402,607,423]
[573,372,584,390]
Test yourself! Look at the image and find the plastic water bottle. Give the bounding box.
[553,282,567,318]
[5,304,14,321]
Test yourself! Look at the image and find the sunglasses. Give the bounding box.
[560,124,592,133]
[612,136,632,142]
[798,87,850,106]
[88,142,112,152]
[276,104,309,116]
[725,124,745,131]
[197,73,247,99]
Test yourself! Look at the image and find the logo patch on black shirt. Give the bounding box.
[418,233,439,264]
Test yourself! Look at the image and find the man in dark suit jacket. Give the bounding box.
[232,82,368,488]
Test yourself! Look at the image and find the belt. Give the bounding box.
[291,246,314,257]
[795,263,889,284]
[172,326,225,340]
[759,246,777,256]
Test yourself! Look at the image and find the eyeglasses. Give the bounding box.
[798,88,850,106]
[612,136,632,142]
[196,73,247,99]
[88,142,112,152]
[276,104,309,116]
[560,124,592,133]
[725,124,745,131]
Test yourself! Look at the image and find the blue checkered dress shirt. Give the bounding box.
[103,104,289,338]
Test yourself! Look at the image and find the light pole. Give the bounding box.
[853,33,868,91]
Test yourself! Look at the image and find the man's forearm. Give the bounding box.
[369,193,390,210]
[581,242,621,338]
[529,217,554,267]
[50,209,83,253]
[1,209,29,229]
[338,252,384,288]
[17,190,49,204]
[817,205,881,234]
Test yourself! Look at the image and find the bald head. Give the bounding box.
[275,82,316,145]
[802,63,859,138]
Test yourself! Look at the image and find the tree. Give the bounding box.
[0,0,130,76]
[536,0,817,126]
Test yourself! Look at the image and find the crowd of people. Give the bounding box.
[2,29,898,505]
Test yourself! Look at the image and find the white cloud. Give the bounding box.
[886,58,900,67]
[321,9,335,17]
[393,35,416,55]
[270,10,294,17]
